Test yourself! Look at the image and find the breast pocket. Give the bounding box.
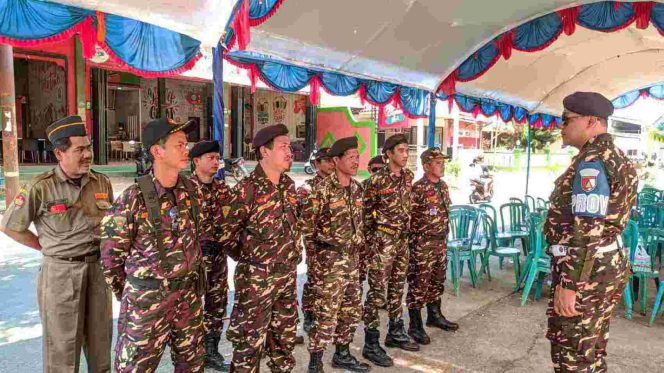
[42,201,74,233]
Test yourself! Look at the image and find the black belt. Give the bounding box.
[127,273,198,291]
[58,250,100,263]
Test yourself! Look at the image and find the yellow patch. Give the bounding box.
[222,206,231,218]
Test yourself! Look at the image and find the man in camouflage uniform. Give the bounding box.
[1,116,113,372]
[101,118,206,372]
[297,147,334,333]
[302,137,371,373]
[544,92,638,372]
[189,140,231,371]
[360,155,386,287]
[407,148,459,346]
[219,124,299,373]
[362,134,418,367]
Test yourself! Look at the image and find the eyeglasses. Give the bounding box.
[369,167,382,173]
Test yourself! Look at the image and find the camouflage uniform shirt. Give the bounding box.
[100,174,203,299]
[363,166,414,234]
[410,177,451,239]
[190,174,229,243]
[301,172,364,251]
[544,133,638,291]
[219,164,299,266]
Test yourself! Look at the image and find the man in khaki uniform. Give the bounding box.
[1,115,114,373]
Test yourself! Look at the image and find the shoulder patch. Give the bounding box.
[572,160,609,218]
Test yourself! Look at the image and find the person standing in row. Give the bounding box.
[1,116,114,373]
[362,134,418,367]
[101,118,206,372]
[303,137,371,373]
[189,140,231,371]
[219,124,300,373]
[360,155,386,287]
[544,92,638,372]
[297,147,334,333]
[407,148,459,346]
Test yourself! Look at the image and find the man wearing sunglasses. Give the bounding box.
[297,147,334,334]
[189,140,231,371]
[544,92,638,372]
[407,148,458,346]
[101,118,206,372]
[1,115,114,372]
[219,124,300,372]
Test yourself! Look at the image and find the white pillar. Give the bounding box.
[452,104,460,161]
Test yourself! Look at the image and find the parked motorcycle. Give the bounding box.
[304,146,319,175]
[222,157,249,183]
[469,164,494,204]
[134,143,151,178]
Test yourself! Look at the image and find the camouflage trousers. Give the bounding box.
[114,280,204,372]
[301,244,317,314]
[227,262,298,373]
[358,238,372,284]
[546,249,629,373]
[308,246,362,352]
[407,239,447,309]
[363,230,409,328]
[202,242,228,334]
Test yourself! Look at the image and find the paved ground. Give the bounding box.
[1,166,663,372]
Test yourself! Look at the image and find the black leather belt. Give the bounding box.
[59,250,100,263]
[127,273,198,291]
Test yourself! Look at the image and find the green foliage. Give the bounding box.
[447,161,461,178]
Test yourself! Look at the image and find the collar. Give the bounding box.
[421,176,441,187]
[581,132,613,152]
[191,172,214,186]
[254,163,291,189]
[381,165,404,181]
[54,165,92,186]
[151,172,186,198]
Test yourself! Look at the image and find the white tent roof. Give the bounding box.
[53,0,664,118]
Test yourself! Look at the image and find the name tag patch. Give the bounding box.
[571,160,610,218]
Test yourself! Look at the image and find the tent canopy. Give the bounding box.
[38,0,664,121]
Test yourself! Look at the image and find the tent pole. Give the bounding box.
[427,93,436,147]
[213,43,225,179]
[525,123,532,200]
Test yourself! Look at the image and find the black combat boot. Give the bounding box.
[204,332,230,371]
[303,310,315,333]
[332,344,371,372]
[307,351,324,373]
[407,308,431,345]
[362,328,393,367]
[384,318,420,351]
[426,299,459,331]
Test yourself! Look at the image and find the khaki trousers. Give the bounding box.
[38,256,113,373]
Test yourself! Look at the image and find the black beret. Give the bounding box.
[329,136,358,157]
[143,118,194,149]
[368,155,385,167]
[562,91,614,119]
[189,140,220,159]
[420,147,449,164]
[47,115,87,143]
[382,134,408,153]
[313,147,331,161]
[253,124,289,149]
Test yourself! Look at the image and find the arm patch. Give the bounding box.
[571,160,609,218]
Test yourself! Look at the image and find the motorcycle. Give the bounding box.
[304,146,318,175]
[469,164,494,204]
[134,142,151,178]
[222,157,249,183]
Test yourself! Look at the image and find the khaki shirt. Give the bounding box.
[1,166,114,257]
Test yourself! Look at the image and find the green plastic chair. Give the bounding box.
[651,274,664,325]
[478,214,521,289]
[448,206,481,296]
[621,220,639,320]
[520,214,551,306]
[536,197,549,210]
[525,195,537,213]
[499,202,530,256]
[509,197,523,204]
